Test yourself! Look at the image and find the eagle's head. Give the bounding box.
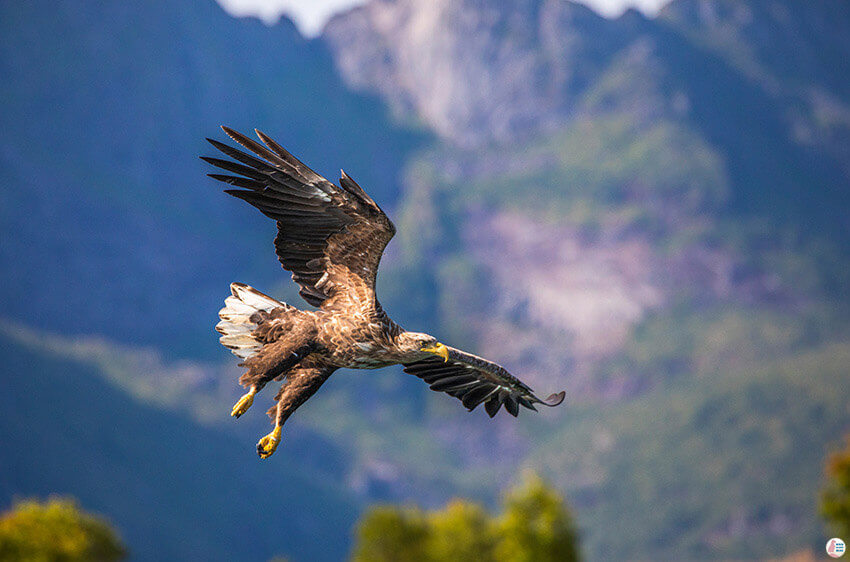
[396,331,450,362]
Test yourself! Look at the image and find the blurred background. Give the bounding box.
[2,0,850,560]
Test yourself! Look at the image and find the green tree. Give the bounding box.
[494,472,579,562]
[352,506,430,562]
[822,434,850,538]
[351,473,580,561]
[0,497,126,561]
[427,500,495,561]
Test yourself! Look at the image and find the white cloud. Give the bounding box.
[216,0,368,35]
[579,0,670,17]
[216,0,671,37]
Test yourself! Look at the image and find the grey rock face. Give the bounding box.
[323,0,636,146]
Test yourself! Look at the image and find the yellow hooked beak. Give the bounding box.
[422,342,450,362]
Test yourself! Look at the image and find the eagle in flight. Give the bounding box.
[203,127,565,459]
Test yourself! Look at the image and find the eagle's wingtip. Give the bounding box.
[542,391,566,407]
[221,125,240,142]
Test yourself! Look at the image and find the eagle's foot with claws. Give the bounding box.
[257,426,281,459]
[231,390,255,418]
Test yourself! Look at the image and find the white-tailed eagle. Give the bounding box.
[203,127,564,458]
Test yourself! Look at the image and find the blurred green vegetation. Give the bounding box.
[0,497,126,561]
[601,303,841,389]
[821,435,850,539]
[537,338,850,559]
[352,473,579,562]
[405,116,728,228]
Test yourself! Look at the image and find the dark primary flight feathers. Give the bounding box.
[203,127,394,308]
[202,126,564,458]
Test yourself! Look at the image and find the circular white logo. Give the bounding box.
[827,538,846,558]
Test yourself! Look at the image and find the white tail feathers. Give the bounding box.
[216,282,284,359]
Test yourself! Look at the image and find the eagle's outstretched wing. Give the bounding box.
[403,346,565,417]
[203,127,395,308]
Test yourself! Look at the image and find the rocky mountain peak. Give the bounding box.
[323,0,629,146]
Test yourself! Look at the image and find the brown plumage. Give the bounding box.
[203,126,565,459]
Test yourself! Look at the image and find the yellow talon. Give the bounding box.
[257,426,282,459]
[231,390,255,418]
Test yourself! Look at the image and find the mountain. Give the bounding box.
[658,0,850,216]
[323,0,850,390]
[2,0,850,560]
[324,0,850,230]
[324,0,850,159]
[319,0,850,558]
[324,0,635,146]
[0,0,424,358]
